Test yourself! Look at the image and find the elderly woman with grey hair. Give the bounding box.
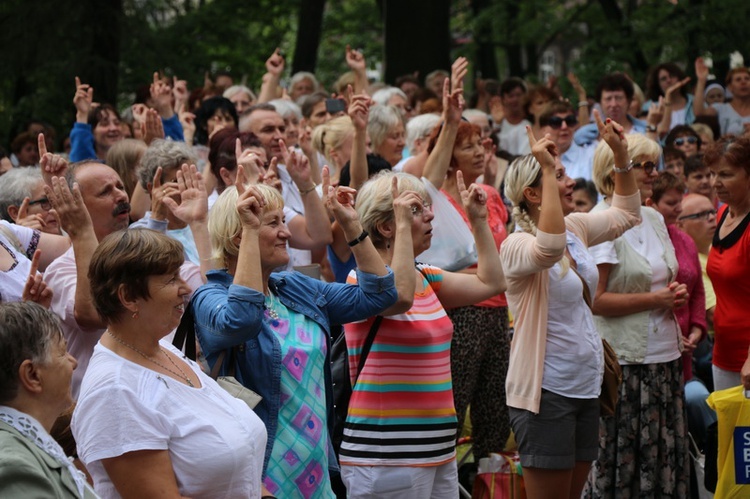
[0,167,60,234]
[0,301,96,498]
[367,104,406,167]
[130,139,213,272]
[223,85,257,116]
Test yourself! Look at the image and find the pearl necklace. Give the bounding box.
[107,331,195,387]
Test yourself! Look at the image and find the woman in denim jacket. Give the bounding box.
[191,169,396,499]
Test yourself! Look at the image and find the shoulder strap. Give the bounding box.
[0,223,26,255]
[172,300,197,360]
[353,315,383,387]
[569,265,592,310]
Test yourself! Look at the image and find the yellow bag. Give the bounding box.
[706,386,750,498]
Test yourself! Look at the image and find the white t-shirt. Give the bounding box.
[0,221,38,303]
[73,340,267,499]
[543,231,603,398]
[45,246,205,398]
[277,164,312,269]
[712,102,750,136]
[588,215,681,364]
[497,119,532,156]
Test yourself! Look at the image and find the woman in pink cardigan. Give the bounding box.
[500,113,641,499]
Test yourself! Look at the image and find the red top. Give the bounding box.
[441,184,508,308]
[707,205,750,371]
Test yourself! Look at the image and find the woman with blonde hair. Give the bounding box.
[312,115,355,183]
[191,170,397,497]
[339,169,505,498]
[585,132,690,497]
[502,115,641,499]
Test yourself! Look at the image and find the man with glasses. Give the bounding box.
[539,101,596,180]
[0,167,60,235]
[676,193,718,331]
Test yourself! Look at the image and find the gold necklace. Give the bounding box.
[107,331,195,387]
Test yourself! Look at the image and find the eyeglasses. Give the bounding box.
[28,197,51,210]
[547,115,577,129]
[674,136,698,146]
[678,209,717,221]
[632,161,658,175]
[411,200,433,217]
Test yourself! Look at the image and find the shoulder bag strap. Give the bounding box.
[172,300,197,360]
[353,315,383,387]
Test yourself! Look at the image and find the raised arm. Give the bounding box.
[150,71,175,120]
[280,141,333,248]
[232,169,265,292]
[45,176,102,329]
[348,87,373,191]
[422,58,467,189]
[258,49,285,104]
[345,45,368,95]
[568,72,590,126]
[437,171,506,308]
[324,167,388,277]
[693,57,716,117]
[379,176,418,315]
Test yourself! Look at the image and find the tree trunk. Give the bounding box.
[472,0,498,80]
[86,0,123,105]
[383,0,451,85]
[292,0,326,74]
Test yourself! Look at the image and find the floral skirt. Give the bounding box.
[583,359,689,498]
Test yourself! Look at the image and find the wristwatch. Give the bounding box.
[612,160,634,174]
[646,124,657,133]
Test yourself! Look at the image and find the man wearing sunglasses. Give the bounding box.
[574,72,648,147]
[539,101,596,180]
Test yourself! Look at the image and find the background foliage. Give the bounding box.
[1,0,749,151]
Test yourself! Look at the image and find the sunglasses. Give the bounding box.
[674,136,698,146]
[678,209,717,221]
[28,197,51,210]
[632,161,658,175]
[547,115,577,129]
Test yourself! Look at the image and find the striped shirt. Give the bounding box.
[339,264,457,466]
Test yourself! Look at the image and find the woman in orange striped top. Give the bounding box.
[338,170,505,499]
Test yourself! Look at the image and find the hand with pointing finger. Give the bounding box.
[73,76,94,123]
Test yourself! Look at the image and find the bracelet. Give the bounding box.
[347,230,369,247]
[663,101,672,107]
[298,184,317,195]
[613,160,634,174]
[577,101,589,108]
[646,124,657,133]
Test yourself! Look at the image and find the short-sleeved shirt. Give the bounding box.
[711,102,750,136]
[0,221,39,303]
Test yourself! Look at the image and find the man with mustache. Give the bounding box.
[43,161,203,398]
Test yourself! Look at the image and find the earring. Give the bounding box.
[132,310,139,319]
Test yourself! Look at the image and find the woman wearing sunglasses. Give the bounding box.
[584,133,690,497]
[665,125,701,158]
[538,101,596,182]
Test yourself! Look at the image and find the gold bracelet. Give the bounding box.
[298,184,317,195]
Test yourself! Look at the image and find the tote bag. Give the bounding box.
[706,386,750,498]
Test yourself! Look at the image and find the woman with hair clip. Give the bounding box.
[501,113,641,499]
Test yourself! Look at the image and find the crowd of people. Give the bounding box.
[0,45,749,499]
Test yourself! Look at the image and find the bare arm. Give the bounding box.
[45,177,102,329]
[348,88,372,191]
[568,72,590,125]
[345,45,368,95]
[102,450,190,499]
[232,173,265,292]
[423,58,467,189]
[592,263,688,317]
[693,57,716,117]
[257,49,285,104]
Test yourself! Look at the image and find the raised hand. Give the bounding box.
[262,157,282,192]
[451,56,468,94]
[391,176,425,228]
[22,250,53,308]
[143,108,165,145]
[172,76,189,113]
[235,138,264,183]
[236,182,265,230]
[14,197,47,231]
[457,170,488,222]
[567,72,587,99]
[664,77,691,101]
[347,86,372,131]
[150,71,174,118]
[695,57,710,81]
[45,176,94,239]
[442,77,464,125]
[73,76,94,123]
[323,165,358,230]
[594,109,628,158]
[179,110,196,145]
[266,48,285,77]
[38,133,68,185]
[149,166,174,221]
[345,45,366,72]
[646,97,665,127]
[526,126,558,170]
[162,164,208,225]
